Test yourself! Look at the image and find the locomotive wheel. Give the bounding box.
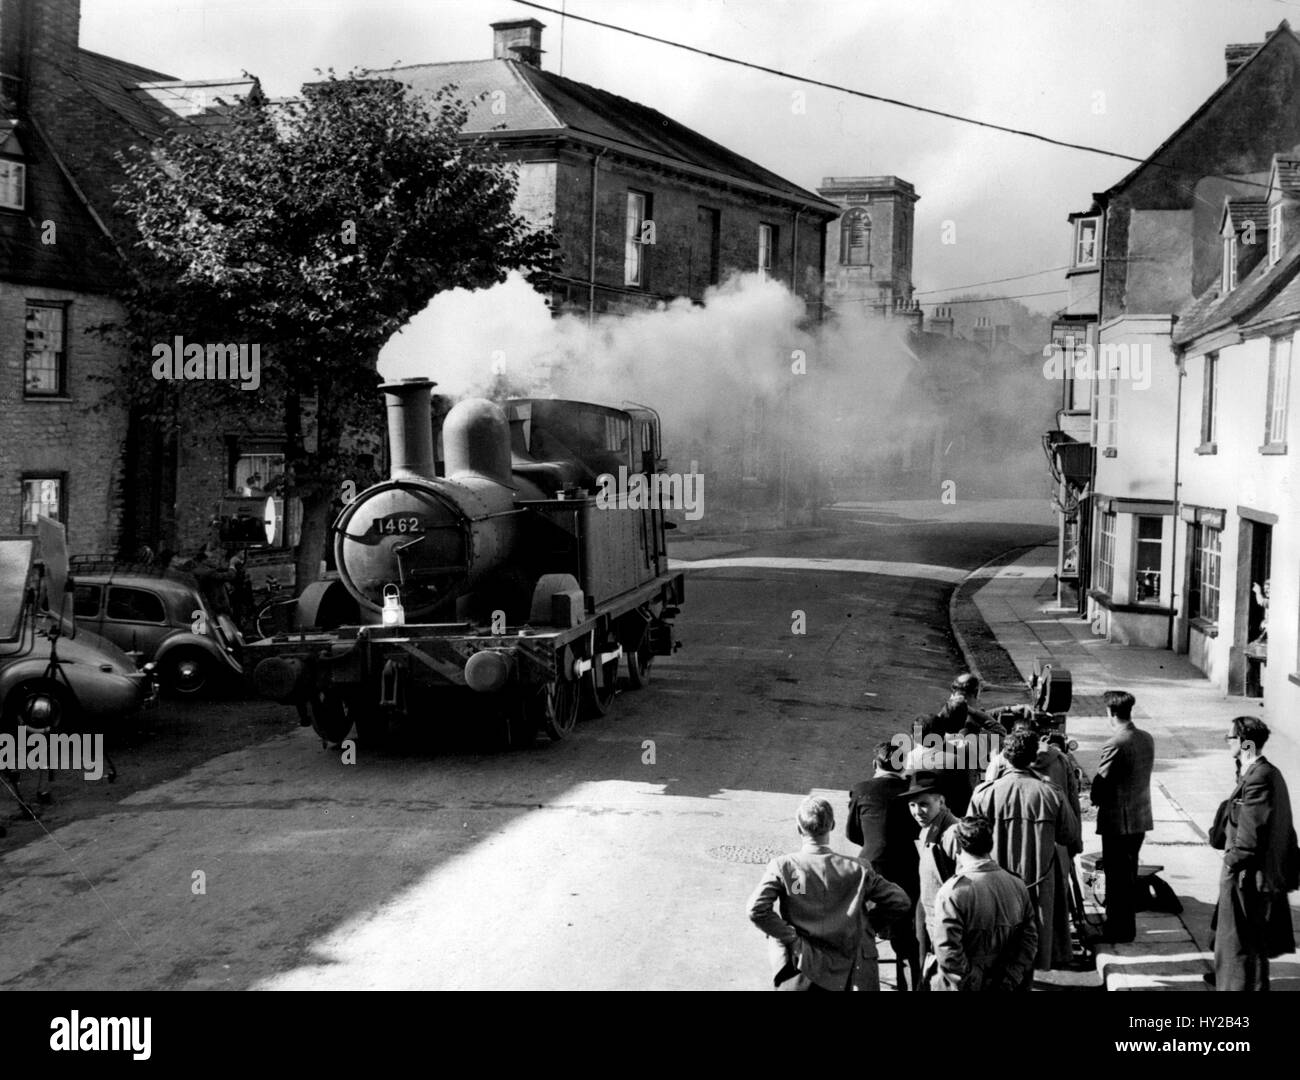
[582,653,620,718]
[533,678,579,741]
[307,687,357,746]
[627,638,654,690]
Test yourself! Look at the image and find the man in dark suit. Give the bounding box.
[1211,716,1296,990]
[847,740,921,988]
[1088,690,1155,943]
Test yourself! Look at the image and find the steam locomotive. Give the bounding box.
[243,378,685,746]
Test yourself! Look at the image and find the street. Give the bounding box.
[0,500,1052,990]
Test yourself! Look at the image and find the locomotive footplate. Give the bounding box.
[362,627,561,689]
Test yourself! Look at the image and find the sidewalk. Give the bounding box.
[955,542,1300,992]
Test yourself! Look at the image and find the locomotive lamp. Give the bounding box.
[381,584,405,626]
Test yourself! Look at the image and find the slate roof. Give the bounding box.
[1,49,259,292]
[0,115,124,292]
[76,49,179,139]
[1173,241,1300,346]
[1100,22,1300,202]
[366,59,838,214]
[1241,256,1300,331]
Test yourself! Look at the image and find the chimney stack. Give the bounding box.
[929,306,954,337]
[1225,43,1260,79]
[972,316,994,351]
[492,18,545,67]
[1,0,83,110]
[903,299,923,334]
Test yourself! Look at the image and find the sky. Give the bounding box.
[79,0,1300,315]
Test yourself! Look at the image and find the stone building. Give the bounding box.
[817,175,918,318]
[367,19,839,320]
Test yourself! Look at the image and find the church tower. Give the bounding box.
[818,176,918,318]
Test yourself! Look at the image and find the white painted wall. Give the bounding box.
[1175,331,1299,712]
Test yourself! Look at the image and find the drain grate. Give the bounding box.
[707,844,785,864]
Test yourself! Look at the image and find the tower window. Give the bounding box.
[839,208,872,266]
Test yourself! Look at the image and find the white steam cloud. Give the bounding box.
[377,271,1049,520]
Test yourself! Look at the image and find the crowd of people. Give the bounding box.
[748,674,1297,992]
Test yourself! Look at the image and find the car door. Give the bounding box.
[102,584,170,662]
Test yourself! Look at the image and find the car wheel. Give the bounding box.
[2,681,73,733]
[162,649,212,697]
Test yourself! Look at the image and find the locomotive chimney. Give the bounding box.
[381,377,438,481]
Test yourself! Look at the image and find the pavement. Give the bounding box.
[952,542,1300,992]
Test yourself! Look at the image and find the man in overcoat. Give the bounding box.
[902,772,961,988]
[847,740,922,988]
[969,729,1080,969]
[749,795,912,990]
[1088,690,1155,943]
[931,815,1039,991]
[1211,716,1296,991]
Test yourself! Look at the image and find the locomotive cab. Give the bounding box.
[507,399,646,496]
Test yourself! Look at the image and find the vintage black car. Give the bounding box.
[70,562,244,696]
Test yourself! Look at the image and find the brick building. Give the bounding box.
[0,0,173,554]
[0,0,269,560]
[367,19,839,319]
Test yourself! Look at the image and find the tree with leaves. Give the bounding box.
[108,71,554,590]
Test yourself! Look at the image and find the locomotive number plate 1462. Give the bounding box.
[372,514,426,536]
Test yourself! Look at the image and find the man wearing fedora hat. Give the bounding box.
[899,771,962,989]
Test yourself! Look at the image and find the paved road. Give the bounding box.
[0,500,1052,990]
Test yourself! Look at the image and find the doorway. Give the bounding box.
[1233,517,1271,697]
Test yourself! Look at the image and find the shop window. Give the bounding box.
[1190,523,1222,624]
[1133,516,1162,603]
[1096,510,1117,594]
